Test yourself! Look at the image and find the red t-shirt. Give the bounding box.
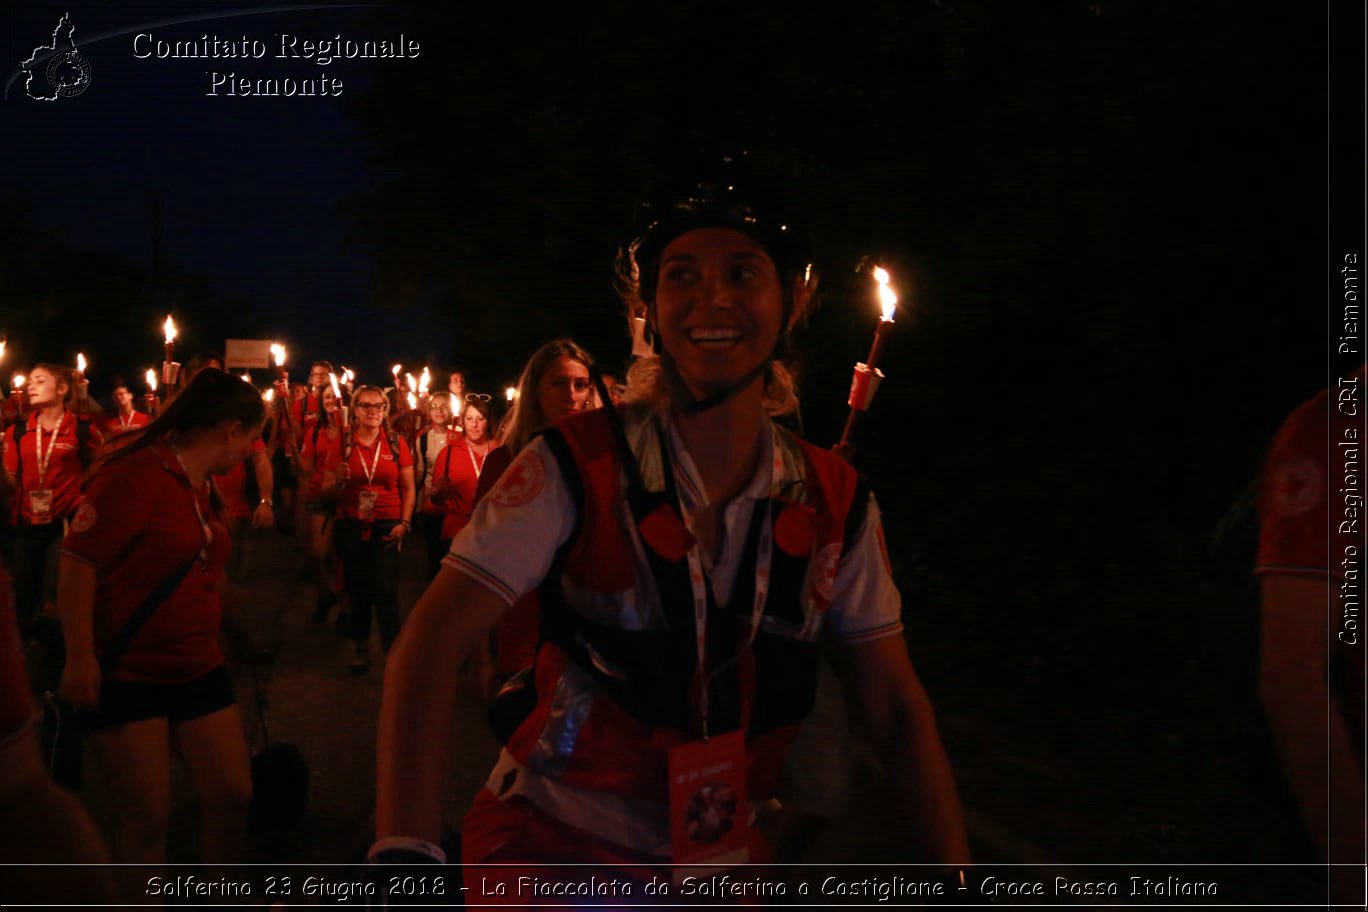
[292,391,322,430]
[319,432,412,520]
[3,410,103,526]
[300,424,341,502]
[1256,370,1366,761]
[435,437,489,540]
[101,410,151,438]
[213,438,268,521]
[1256,373,1364,577]
[62,443,231,683]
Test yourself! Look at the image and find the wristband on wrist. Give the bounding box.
[367,835,446,865]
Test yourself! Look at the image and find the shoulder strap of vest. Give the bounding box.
[536,424,587,550]
[793,435,870,554]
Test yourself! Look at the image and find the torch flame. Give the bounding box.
[391,364,402,379]
[163,315,178,344]
[144,370,156,392]
[342,367,355,385]
[12,374,26,390]
[405,372,417,394]
[406,392,418,411]
[505,386,518,402]
[263,388,274,403]
[329,372,342,400]
[0,340,7,362]
[419,367,431,394]
[872,266,898,322]
[76,353,87,373]
[241,373,252,384]
[270,343,287,367]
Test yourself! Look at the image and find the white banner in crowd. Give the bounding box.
[225,339,275,369]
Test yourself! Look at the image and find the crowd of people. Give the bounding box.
[0,329,617,898]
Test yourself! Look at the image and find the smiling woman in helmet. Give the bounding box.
[374,176,969,885]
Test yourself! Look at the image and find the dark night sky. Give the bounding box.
[4,3,449,384]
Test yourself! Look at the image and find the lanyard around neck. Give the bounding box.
[356,435,385,484]
[661,419,782,740]
[171,448,212,564]
[33,414,64,486]
[466,441,486,478]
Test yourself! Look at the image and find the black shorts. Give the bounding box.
[87,665,236,730]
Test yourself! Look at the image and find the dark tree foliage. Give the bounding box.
[0,192,266,393]
[349,0,1319,690]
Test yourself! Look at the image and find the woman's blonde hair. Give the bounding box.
[500,339,595,455]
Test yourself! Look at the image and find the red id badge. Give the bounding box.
[668,731,750,873]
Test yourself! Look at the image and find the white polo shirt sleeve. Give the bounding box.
[442,436,577,606]
[823,494,905,645]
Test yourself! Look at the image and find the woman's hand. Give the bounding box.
[428,475,450,502]
[336,463,351,484]
[57,656,101,712]
[383,521,410,546]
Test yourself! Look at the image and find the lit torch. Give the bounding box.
[144,368,159,414]
[74,353,88,399]
[836,265,899,461]
[419,366,431,400]
[162,315,180,386]
[505,386,518,402]
[270,343,288,383]
[391,364,402,388]
[10,374,26,423]
[269,343,296,448]
[330,372,351,458]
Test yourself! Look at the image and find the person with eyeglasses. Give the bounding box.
[321,385,415,672]
[375,175,969,883]
[56,370,266,899]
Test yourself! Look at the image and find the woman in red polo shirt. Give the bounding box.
[429,393,498,551]
[56,369,265,886]
[298,381,343,622]
[413,391,456,581]
[3,363,103,625]
[321,384,415,671]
